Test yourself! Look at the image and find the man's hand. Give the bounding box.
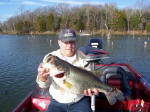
[84,88,98,96]
[38,63,50,82]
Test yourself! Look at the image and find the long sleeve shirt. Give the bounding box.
[36,49,90,103]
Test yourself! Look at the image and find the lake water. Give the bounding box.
[0,34,150,112]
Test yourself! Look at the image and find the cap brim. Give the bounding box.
[61,37,76,42]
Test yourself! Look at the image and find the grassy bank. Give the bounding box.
[92,30,150,36]
[1,30,150,36]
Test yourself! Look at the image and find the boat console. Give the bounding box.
[78,38,108,65]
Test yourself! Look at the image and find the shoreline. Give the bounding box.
[1,30,150,36]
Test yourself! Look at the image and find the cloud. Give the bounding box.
[41,0,105,5]
[22,1,47,6]
[23,1,36,5]
[42,0,82,5]
[0,14,13,22]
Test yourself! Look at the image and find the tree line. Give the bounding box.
[1,3,150,34]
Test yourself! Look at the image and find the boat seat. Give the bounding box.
[97,66,132,98]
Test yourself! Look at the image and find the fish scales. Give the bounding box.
[42,54,125,105]
[65,64,112,94]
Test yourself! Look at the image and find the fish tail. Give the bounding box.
[104,88,124,105]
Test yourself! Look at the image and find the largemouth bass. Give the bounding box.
[42,54,124,105]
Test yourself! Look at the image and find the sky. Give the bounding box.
[0,0,150,22]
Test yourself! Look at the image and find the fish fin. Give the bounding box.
[105,88,124,105]
[63,80,72,89]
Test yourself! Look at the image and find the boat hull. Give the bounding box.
[13,63,150,112]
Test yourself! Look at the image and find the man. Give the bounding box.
[36,28,98,112]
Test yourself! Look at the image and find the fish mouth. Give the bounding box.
[54,72,65,78]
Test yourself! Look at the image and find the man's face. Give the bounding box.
[58,40,76,57]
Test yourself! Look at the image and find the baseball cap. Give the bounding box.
[58,28,76,42]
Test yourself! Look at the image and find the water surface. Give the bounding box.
[0,34,150,112]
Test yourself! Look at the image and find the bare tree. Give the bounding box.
[125,8,134,32]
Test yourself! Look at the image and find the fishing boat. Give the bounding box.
[79,32,92,36]
[80,33,91,36]
[13,38,150,112]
